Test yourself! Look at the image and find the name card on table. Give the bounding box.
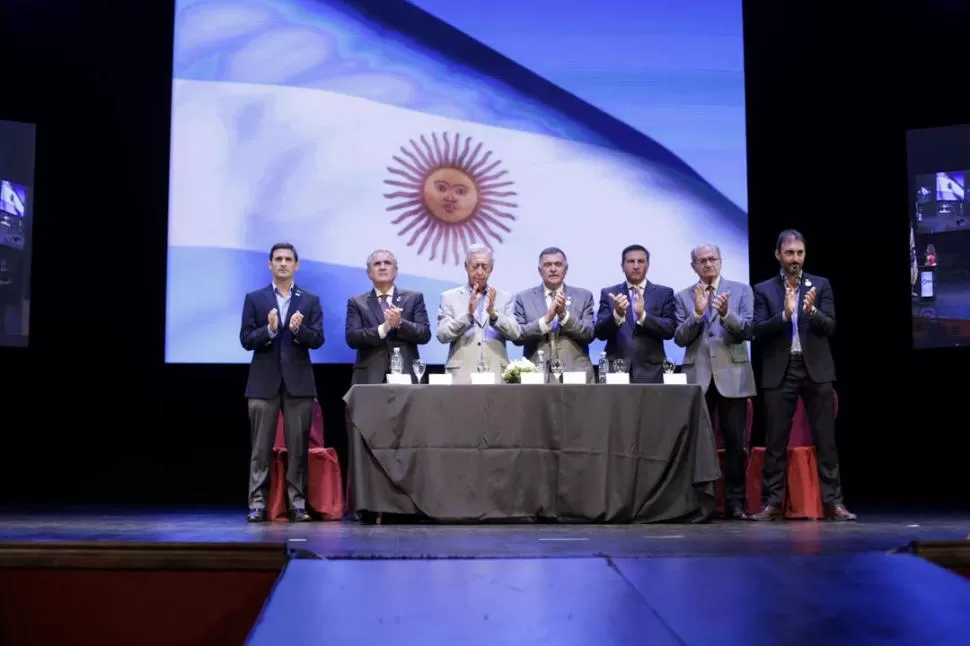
[386,374,412,385]
[605,373,630,385]
[520,372,545,384]
[662,373,688,385]
[428,374,453,385]
[563,371,586,384]
[470,372,497,385]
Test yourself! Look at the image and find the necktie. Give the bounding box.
[549,292,560,332]
[379,293,390,313]
[627,286,638,327]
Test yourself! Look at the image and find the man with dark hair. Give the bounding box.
[513,246,596,382]
[239,242,325,522]
[750,230,855,521]
[594,244,676,384]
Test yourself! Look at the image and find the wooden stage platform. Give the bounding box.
[0,506,968,645]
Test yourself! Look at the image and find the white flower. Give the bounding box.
[501,358,538,382]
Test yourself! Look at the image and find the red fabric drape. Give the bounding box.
[266,399,344,521]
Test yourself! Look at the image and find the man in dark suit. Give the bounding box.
[594,244,676,384]
[239,242,324,523]
[345,249,432,384]
[750,229,856,521]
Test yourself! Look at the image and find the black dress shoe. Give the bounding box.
[291,509,312,523]
[825,504,857,521]
[750,505,784,521]
[726,504,750,520]
[247,509,266,523]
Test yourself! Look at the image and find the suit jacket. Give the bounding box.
[345,287,432,385]
[512,284,595,383]
[594,281,676,384]
[436,284,521,384]
[752,272,836,389]
[239,285,325,398]
[673,277,756,398]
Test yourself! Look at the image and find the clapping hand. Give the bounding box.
[632,287,645,320]
[289,310,304,334]
[553,291,566,316]
[467,287,481,316]
[713,291,730,318]
[693,284,710,315]
[802,286,817,315]
[784,286,797,320]
[609,292,629,317]
[268,308,279,332]
[384,305,402,329]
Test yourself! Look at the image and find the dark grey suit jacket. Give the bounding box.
[345,287,431,385]
[512,284,595,382]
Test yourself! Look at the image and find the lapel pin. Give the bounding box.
[804,280,812,288]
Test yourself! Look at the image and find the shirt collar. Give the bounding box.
[779,270,803,285]
[272,282,294,297]
[626,280,647,290]
[374,285,395,299]
[700,276,721,292]
[544,284,565,297]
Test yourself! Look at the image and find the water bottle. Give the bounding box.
[597,351,609,384]
[536,349,546,377]
[390,347,403,374]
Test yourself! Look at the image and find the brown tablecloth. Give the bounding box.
[343,384,719,523]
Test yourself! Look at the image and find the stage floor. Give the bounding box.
[2,506,969,645]
[0,506,967,558]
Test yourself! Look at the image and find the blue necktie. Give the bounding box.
[627,287,637,327]
[549,292,560,332]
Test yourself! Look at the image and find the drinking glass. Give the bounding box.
[412,359,426,384]
[550,358,564,382]
[476,358,488,373]
[612,358,628,374]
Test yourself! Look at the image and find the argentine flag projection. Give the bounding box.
[166,0,749,365]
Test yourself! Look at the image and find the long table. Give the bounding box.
[343,384,719,523]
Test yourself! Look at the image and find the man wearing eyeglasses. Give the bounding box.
[673,244,756,520]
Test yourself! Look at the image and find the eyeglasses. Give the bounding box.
[695,257,720,265]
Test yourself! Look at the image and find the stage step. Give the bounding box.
[0,541,288,646]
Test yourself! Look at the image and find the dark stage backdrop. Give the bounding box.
[0,1,967,507]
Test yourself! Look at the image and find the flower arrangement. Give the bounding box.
[502,358,539,383]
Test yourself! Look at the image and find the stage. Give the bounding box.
[1,507,969,645]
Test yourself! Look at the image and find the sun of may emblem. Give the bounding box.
[383,132,518,264]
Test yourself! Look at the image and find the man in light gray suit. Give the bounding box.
[436,243,521,384]
[673,244,756,520]
[513,247,595,382]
